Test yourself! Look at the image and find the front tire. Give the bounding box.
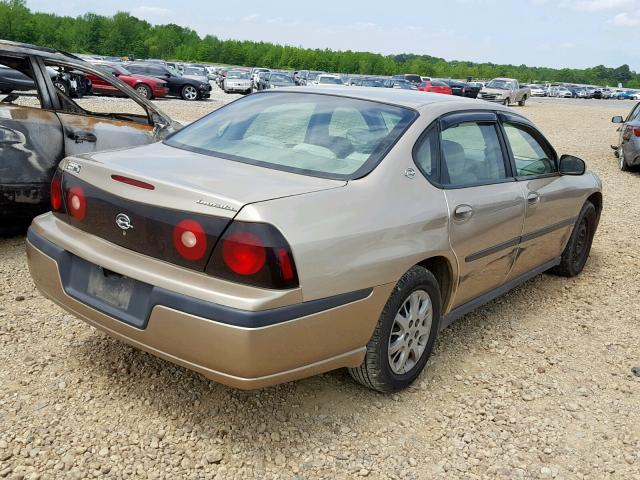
[135,84,152,99]
[181,84,199,101]
[550,201,597,278]
[348,266,441,392]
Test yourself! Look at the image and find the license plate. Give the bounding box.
[87,266,134,310]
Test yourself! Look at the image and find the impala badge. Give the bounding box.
[116,213,133,234]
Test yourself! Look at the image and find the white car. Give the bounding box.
[223,70,252,94]
[315,74,345,86]
[529,85,547,97]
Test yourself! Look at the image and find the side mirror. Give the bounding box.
[559,155,586,176]
[612,116,624,124]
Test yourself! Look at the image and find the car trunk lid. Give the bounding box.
[56,142,345,271]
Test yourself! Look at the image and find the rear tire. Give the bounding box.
[348,266,441,392]
[503,98,510,106]
[518,95,527,106]
[619,148,630,171]
[549,201,597,277]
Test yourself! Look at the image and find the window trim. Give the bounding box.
[412,110,516,189]
[498,114,560,181]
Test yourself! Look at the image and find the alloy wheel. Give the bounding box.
[388,290,433,374]
[183,85,198,100]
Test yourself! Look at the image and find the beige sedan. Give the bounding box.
[27,88,602,392]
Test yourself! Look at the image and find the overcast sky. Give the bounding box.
[27,0,640,71]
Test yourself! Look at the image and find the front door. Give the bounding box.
[499,118,578,279]
[438,113,525,308]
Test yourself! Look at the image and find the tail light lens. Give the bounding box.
[633,127,640,137]
[67,186,86,221]
[207,221,298,290]
[173,219,207,261]
[50,171,63,212]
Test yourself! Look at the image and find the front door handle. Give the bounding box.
[527,192,541,205]
[68,131,97,144]
[453,204,474,221]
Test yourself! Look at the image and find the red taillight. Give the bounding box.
[206,221,299,289]
[111,174,155,190]
[276,247,294,281]
[51,174,62,211]
[634,127,640,137]
[67,186,86,221]
[222,232,267,275]
[173,219,207,261]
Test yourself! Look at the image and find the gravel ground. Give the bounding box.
[1,91,639,480]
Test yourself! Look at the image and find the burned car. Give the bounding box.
[27,88,601,392]
[0,40,179,229]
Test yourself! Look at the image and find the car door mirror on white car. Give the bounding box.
[559,155,586,175]
[612,116,624,124]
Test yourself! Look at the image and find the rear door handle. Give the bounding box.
[527,192,541,205]
[68,131,97,144]
[453,204,474,221]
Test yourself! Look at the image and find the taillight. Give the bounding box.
[222,232,266,275]
[111,174,155,190]
[67,186,86,221]
[173,219,207,261]
[634,127,640,137]
[207,221,298,289]
[50,171,63,212]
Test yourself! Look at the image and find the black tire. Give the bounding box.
[619,148,630,171]
[181,84,199,101]
[135,83,152,99]
[53,80,70,96]
[503,98,510,106]
[518,95,527,106]
[550,201,597,277]
[348,266,441,392]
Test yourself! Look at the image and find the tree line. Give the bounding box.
[1,0,638,87]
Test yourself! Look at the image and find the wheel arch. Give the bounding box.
[586,191,603,224]
[416,255,455,313]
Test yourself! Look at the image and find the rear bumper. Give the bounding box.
[26,217,392,389]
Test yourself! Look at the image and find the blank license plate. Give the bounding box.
[87,266,135,310]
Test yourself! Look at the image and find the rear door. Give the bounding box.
[38,57,158,157]
[436,112,526,308]
[0,53,64,219]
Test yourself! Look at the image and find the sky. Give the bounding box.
[27,0,640,71]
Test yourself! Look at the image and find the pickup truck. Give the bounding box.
[478,78,531,106]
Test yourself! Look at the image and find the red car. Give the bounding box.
[88,62,169,99]
[417,79,452,95]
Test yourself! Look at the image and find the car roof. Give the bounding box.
[270,87,493,110]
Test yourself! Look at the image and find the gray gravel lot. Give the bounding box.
[1,90,639,480]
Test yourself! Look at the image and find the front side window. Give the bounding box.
[503,123,555,177]
[440,122,508,186]
[165,92,417,179]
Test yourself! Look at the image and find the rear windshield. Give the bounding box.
[165,92,417,180]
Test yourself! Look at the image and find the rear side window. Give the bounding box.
[413,128,439,180]
[440,122,508,186]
